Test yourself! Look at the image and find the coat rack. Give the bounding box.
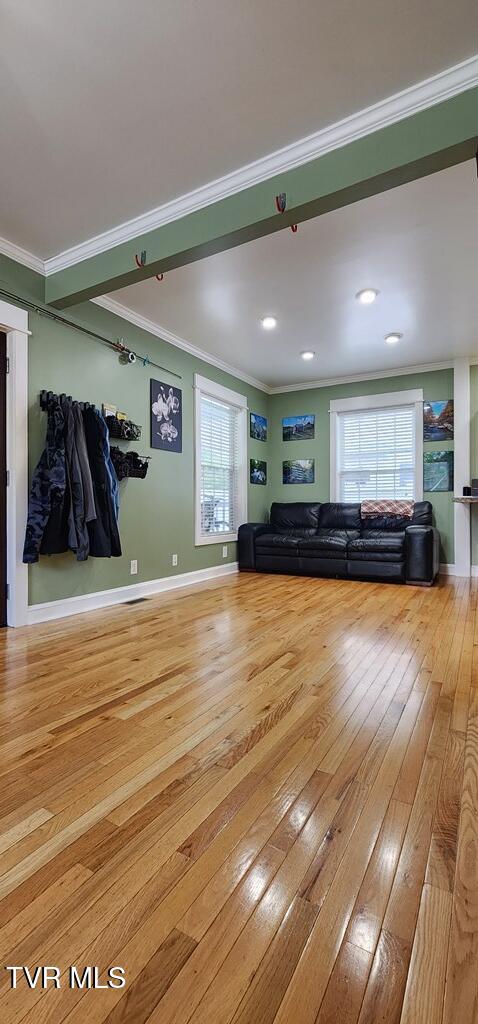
[39,390,96,411]
[39,391,151,480]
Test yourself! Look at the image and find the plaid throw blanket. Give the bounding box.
[361,500,414,518]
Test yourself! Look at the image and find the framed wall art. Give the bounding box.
[150,379,182,452]
[250,459,267,485]
[283,459,315,484]
[423,400,454,441]
[282,415,315,441]
[423,450,454,492]
[250,413,267,442]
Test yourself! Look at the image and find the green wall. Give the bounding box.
[0,254,270,605]
[268,369,455,563]
[0,252,458,606]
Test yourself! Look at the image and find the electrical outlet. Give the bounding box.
[130,559,138,575]
[222,545,228,558]
[172,554,178,567]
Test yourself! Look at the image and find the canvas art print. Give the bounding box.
[150,379,182,452]
[250,459,267,485]
[423,450,454,492]
[283,459,315,484]
[250,413,268,442]
[282,415,315,441]
[423,400,454,441]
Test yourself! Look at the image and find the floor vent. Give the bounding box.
[124,597,149,605]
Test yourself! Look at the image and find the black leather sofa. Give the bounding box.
[238,501,440,585]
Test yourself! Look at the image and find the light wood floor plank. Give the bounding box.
[0,573,475,1024]
[400,883,452,1024]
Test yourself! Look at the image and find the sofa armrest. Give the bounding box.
[405,525,440,584]
[238,523,272,570]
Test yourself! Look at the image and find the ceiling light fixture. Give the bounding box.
[356,288,379,305]
[260,315,277,330]
[301,350,315,361]
[385,332,402,345]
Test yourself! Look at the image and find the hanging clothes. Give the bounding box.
[64,404,90,561]
[72,402,96,523]
[82,407,121,558]
[23,402,68,563]
[101,417,120,520]
[24,397,122,563]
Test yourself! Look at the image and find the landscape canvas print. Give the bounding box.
[423,400,454,441]
[250,459,267,485]
[283,459,315,484]
[423,450,454,492]
[282,415,315,441]
[250,413,268,442]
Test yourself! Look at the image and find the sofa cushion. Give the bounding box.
[347,559,405,581]
[255,532,301,555]
[347,549,403,563]
[256,554,300,573]
[319,503,361,531]
[270,502,321,536]
[316,527,360,543]
[298,556,347,576]
[349,532,405,558]
[299,535,348,558]
[411,500,433,526]
[360,511,411,531]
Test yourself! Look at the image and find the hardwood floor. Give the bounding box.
[0,571,477,1023]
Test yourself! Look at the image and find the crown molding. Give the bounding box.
[44,54,478,276]
[0,235,45,275]
[92,296,269,393]
[268,360,455,393]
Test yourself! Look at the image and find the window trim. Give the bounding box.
[194,373,248,546]
[329,388,423,503]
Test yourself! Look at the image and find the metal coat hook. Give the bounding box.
[275,193,287,214]
[134,250,164,281]
[275,192,297,234]
[134,250,147,269]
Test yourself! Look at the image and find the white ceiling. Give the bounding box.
[1,0,478,258]
[110,160,478,387]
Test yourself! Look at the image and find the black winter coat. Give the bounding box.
[23,403,69,563]
[82,408,121,558]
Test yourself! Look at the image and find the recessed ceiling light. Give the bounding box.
[356,288,379,305]
[385,332,402,345]
[260,315,277,330]
[301,350,315,361]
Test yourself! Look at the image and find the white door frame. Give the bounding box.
[453,357,471,577]
[0,299,29,626]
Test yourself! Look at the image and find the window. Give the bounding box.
[330,389,423,503]
[194,374,247,545]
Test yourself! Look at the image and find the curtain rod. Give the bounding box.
[0,285,182,380]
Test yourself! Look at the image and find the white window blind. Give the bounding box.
[337,404,416,503]
[195,375,247,545]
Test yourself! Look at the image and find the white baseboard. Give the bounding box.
[24,558,477,623]
[440,563,478,577]
[27,562,238,625]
